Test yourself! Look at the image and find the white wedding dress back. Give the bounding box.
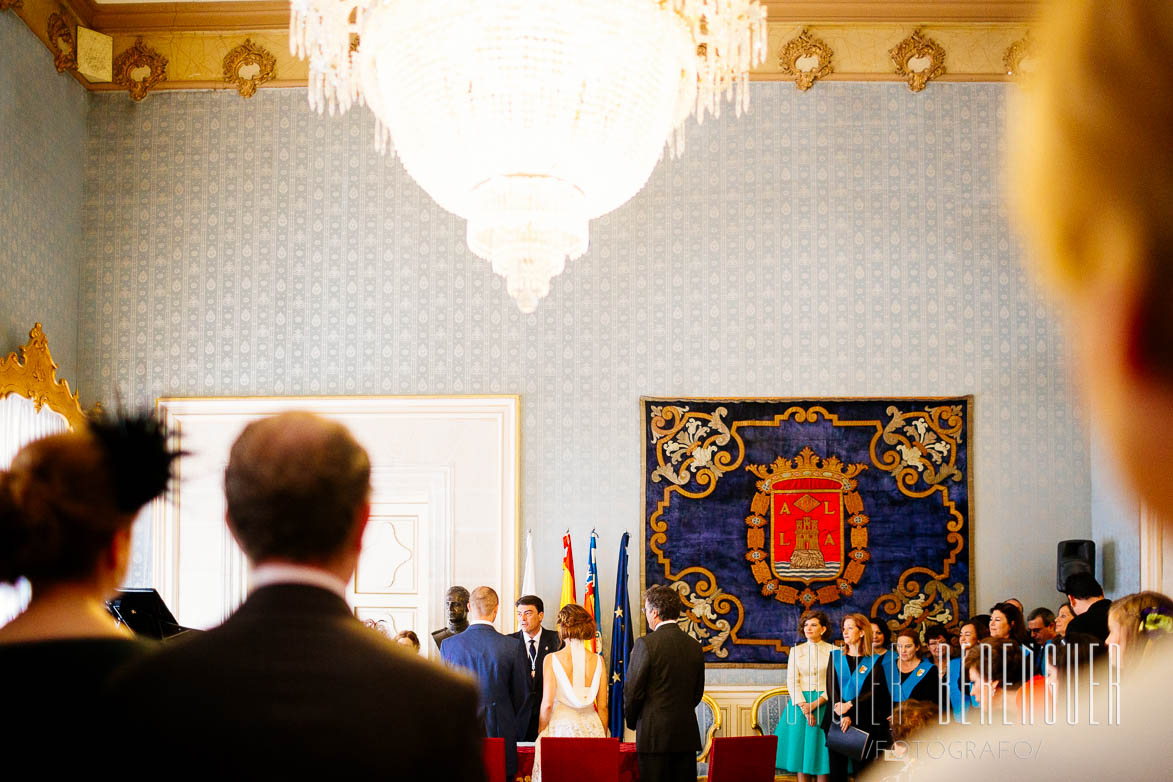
[532,639,606,782]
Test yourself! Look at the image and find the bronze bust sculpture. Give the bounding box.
[432,585,470,651]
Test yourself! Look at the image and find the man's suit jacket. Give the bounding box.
[442,622,532,776]
[511,626,563,741]
[623,621,706,753]
[110,584,484,778]
[1066,598,1113,643]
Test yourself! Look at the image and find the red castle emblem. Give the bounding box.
[771,481,844,582]
[746,448,870,607]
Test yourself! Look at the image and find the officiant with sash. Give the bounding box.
[822,613,891,782]
[513,595,563,741]
[883,629,939,708]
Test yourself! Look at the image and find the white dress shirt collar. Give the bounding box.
[250,562,348,599]
[650,618,675,631]
[523,627,543,643]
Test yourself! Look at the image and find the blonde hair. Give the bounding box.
[842,613,873,655]
[1108,591,1173,668]
[1011,1,1173,308]
[469,585,499,617]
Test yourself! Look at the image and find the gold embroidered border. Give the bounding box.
[641,396,975,666]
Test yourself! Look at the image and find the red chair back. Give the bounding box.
[482,737,506,782]
[540,737,620,782]
[707,735,778,782]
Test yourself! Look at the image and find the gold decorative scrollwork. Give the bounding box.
[1003,34,1035,79]
[113,38,168,102]
[670,579,733,658]
[47,13,77,73]
[779,29,834,91]
[871,570,965,634]
[0,323,87,431]
[890,29,946,92]
[873,404,964,493]
[222,38,277,99]
[0,0,23,11]
[649,405,736,490]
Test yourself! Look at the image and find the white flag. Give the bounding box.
[521,530,536,598]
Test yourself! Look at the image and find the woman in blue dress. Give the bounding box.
[989,601,1037,677]
[947,616,987,721]
[883,629,940,719]
[775,609,833,781]
[822,613,890,782]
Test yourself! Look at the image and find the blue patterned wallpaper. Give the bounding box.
[0,13,86,379]
[80,83,1090,634]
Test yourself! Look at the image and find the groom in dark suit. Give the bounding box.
[511,594,563,741]
[624,584,706,782]
[110,412,483,778]
[442,585,532,778]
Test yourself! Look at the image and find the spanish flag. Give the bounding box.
[560,531,577,609]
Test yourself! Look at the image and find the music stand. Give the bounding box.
[107,588,193,640]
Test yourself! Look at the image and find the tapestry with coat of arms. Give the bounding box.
[641,397,973,666]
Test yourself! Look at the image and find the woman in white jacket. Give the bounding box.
[775,609,834,781]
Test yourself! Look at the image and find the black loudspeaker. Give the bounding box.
[1057,540,1096,592]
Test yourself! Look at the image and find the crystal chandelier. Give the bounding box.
[291,0,767,312]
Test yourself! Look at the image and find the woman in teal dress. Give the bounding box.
[776,609,833,781]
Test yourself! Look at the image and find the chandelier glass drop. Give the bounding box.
[290,0,767,312]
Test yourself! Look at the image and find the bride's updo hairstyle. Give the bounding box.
[556,603,596,642]
[0,411,180,587]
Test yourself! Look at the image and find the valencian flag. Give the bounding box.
[583,531,604,653]
[608,532,634,739]
[560,531,577,609]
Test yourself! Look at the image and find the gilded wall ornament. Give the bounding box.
[778,29,834,91]
[113,38,168,102]
[222,38,277,98]
[0,323,87,430]
[890,29,946,92]
[0,0,23,11]
[1003,34,1036,79]
[47,13,77,73]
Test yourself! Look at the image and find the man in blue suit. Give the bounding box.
[442,585,531,778]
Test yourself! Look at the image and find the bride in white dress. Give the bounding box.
[533,604,610,782]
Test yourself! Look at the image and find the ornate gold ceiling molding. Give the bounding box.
[1002,33,1035,79]
[112,36,167,99]
[0,324,88,431]
[222,36,275,97]
[88,1,288,34]
[47,11,78,72]
[778,28,834,91]
[890,29,947,92]
[78,1,1040,35]
[13,0,1036,94]
[762,1,1037,22]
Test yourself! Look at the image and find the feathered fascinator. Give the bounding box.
[88,409,184,513]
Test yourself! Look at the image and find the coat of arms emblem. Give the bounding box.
[745,447,870,608]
